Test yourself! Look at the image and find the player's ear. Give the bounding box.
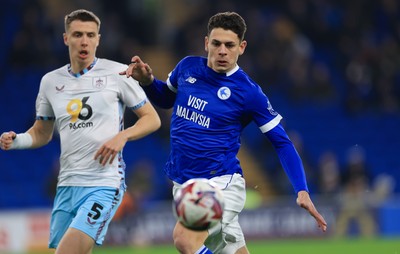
[239,40,247,55]
[204,36,209,52]
[97,34,101,47]
[63,33,69,46]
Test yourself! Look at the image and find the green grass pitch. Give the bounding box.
[18,237,399,254]
[91,238,399,254]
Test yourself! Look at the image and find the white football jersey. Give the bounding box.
[36,58,147,188]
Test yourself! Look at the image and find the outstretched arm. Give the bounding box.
[266,124,327,232]
[120,55,177,109]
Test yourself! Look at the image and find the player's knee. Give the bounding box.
[173,234,195,254]
[173,227,189,253]
[173,225,208,254]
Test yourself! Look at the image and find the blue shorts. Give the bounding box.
[48,186,124,248]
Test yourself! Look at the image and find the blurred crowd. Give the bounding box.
[1,0,399,228]
[3,0,400,113]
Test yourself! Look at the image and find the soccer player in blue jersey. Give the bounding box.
[123,11,327,254]
[0,9,160,254]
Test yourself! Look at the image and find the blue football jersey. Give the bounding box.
[163,56,282,183]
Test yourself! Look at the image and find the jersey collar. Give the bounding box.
[206,64,240,77]
[68,58,98,78]
[226,64,239,77]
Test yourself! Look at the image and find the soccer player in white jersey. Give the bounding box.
[0,9,160,254]
[122,12,327,254]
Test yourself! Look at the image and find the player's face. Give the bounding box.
[63,20,100,70]
[205,28,247,73]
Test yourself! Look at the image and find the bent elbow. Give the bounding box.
[45,133,54,145]
[39,133,53,147]
[153,115,162,132]
[143,113,161,135]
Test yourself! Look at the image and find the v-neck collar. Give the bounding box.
[68,58,98,78]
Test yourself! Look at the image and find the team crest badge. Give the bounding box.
[217,87,231,100]
[92,77,107,89]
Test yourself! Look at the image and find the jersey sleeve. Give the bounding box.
[167,56,188,92]
[141,57,191,109]
[117,74,147,110]
[35,75,55,120]
[265,124,309,193]
[142,77,177,109]
[244,84,308,193]
[245,84,282,133]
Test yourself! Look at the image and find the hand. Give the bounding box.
[0,131,17,150]
[119,56,154,86]
[296,190,328,232]
[94,133,128,166]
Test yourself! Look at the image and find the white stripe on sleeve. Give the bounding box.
[259,114,282,133]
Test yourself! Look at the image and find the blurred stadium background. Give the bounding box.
[0,0,399,253]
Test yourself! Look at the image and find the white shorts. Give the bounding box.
[173,173,247,253]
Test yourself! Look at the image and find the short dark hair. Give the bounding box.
[207,12,247,41]
[64,9,101,32]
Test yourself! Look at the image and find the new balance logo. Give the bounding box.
[185,77,197,84]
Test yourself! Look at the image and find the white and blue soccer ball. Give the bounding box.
[173,178,224,231]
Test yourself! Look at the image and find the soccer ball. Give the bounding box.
[173,178,224,231]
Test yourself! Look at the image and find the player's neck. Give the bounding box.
[68,58,98,77]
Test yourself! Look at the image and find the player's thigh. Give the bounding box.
[49,187,75,249]
[196,174,245,253]
[55,228,94,254]
[71,187,123,245]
